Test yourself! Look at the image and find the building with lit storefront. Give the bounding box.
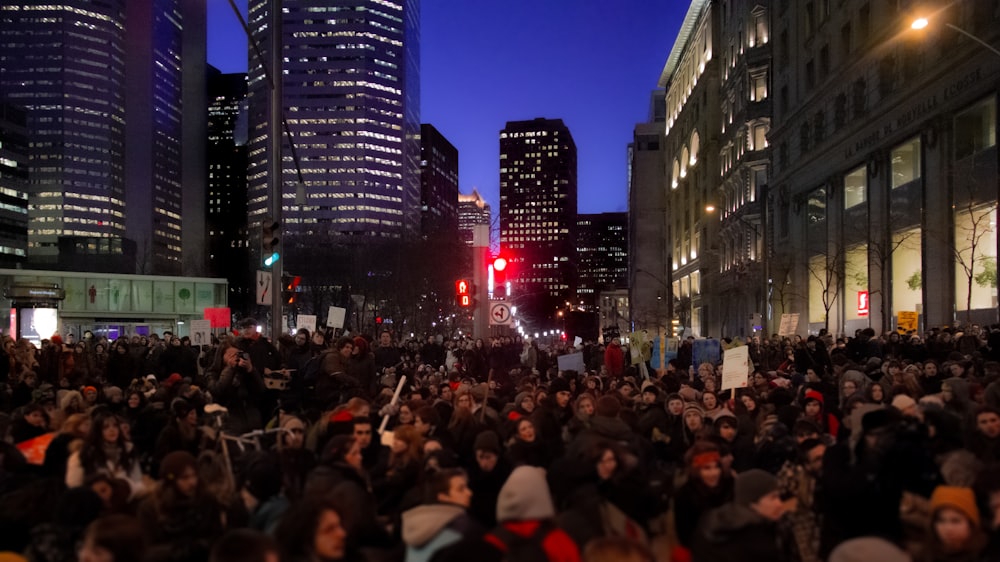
[767,1,1000,334]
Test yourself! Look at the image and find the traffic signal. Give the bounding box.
[492,256,507,272]
[261,219,280,267]
[283,275,301,304]
[456,279,476,308]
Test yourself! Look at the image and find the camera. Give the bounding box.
[238,351,250,361]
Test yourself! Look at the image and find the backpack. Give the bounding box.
[488,521,553,562]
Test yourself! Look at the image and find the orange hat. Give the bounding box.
[929,486,980,527]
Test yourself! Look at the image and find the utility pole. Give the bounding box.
[269,0,283,339]
[473,224,489,339]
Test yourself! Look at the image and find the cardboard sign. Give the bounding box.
[190,319,211,346]
[778,313,800,337]
[602,326,620,343]
[556,352,586,374]
[721,345,750,391]
[897,311,919,333]
[327,306,347,329]
[296,314,317,334]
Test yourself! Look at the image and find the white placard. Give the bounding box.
[721,345,750,391]
[326,306,346,329]
[190,319,211,346]
[573,336,583,348]
[296,314,317,334]
[556,352,586,373]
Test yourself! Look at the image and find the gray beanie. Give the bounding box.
[829,537,912,562]
[496,466,555,522]
[734,469,779,506]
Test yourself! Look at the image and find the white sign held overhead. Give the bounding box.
[327,306,347,329]
[190,319,211,346]
[778,313,800,337]
[721,345,750,391]
[489,301,512,326]
[297,314,317,334]
[255,270,272,306]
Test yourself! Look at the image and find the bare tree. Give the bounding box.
[807,244,845,332]
[867,229,919,332]
[953,197,998,323]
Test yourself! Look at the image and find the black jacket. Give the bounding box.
[691,504,786,562]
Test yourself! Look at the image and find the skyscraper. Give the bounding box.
[0,1,128,267]
[577,212,628,306]
[246,0,421,277]
[0,102,29,268]
[419,124,459,237]
[500,118,578,324]
[206,67,250,313]
[0,0,206,275]
[125,0,206,275]
[457,189,491,247]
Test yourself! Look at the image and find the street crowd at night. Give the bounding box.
[0,321,999,562]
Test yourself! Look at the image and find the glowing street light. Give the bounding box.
[911,17,928,30]
[909,16,1000,58]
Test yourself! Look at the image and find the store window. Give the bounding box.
[844,166,866,209]
[808,254,828,325]
[891,137,921,188]
[844,243,869,322]
[891,227,922,317]
[954,98,996,159]
[954,204,998,313]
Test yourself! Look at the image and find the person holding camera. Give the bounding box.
[207,343,266,435]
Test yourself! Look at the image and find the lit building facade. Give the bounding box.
[577,212,628,306]
[457,189,490,247]
[246,0,422,276]
[768,0,1000,334]
[206,68,251,314]
[0,1,128,266]
[0,103,29,267]
[660,0,721,337]
[419,123,459,237]
[715,0,772,336]
[628,91,669,332]
[500,118,578,324]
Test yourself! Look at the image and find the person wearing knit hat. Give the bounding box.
[158,450,198,488]
[890,393,919,418]
[682,402,706,439]
[691,468,784,561]
[927,486,986,557]
[674,442,733,549]
[595,394,622,418]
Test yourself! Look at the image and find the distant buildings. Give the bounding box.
[419,124,459,238]
[246,0,422,278]
[629,91,669,332]
[206,67,250,313]
[577,212,628,306]
[0,103,29,268]
[500,118,578,323]
[0,0,207,275]
[457,189,491,247]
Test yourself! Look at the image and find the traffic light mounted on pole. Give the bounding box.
[261,219,280,268]
[456,279,476,308]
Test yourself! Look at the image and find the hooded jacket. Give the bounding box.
[401,503,468,562]
[691,503,785,562]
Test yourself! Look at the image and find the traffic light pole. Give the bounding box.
[472,225,489,340]
[268,0,283,339]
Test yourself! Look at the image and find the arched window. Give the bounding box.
[689,130,700,165]
[672,159,680,188]
[680,147,689,177]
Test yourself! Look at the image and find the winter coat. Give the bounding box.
[673,477,734,548]
[691,504,787,562]
[604,343,624,378]
[402,504,482,562]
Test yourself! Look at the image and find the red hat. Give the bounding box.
[804,389,825,405]
[163,373,183,389]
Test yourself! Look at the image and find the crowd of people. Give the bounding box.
[0,318,999,562]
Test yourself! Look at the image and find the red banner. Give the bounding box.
[16,432,56,465]
[204,307,231,329]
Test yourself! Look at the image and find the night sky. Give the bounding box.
[207,1,685,215]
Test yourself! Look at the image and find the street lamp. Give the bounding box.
[910,15,1000,58]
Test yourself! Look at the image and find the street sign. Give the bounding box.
[256,270,272,306]
[489,301,512,325]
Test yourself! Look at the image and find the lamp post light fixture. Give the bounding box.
[910,15,1000,58]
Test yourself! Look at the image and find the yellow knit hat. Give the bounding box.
[0,553,29,562]
[930,485,980,527]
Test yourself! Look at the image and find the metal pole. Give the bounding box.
[269,0,283,339]
[945,23,1000,59]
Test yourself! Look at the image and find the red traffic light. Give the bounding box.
[456,279,471,295]
[492,257,507,272]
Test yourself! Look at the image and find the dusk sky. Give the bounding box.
[207,1,685,215]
